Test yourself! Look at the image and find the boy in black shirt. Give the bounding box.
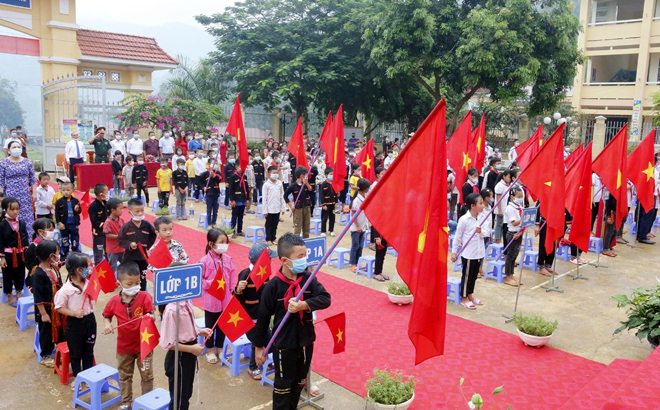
[234,242,277,380]
[254,233,331,409]
[224,153,236,208]
[227,163,249,237]
[285,166,313,238]
[54,182,81,257]
[88,184,109,265]
[117,198,157,291]
[132,155,149,205]
[252,154,265,203]
[320,167,337,236]
[201,159,222,228]
[172,158,189,220]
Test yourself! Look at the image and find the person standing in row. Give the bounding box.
[143,132,160,161]
[252,153,265,203]
[228,163,249,237]
[320,168,337,237]
[126,131,143,162]
[91,127,111,163]
[172,158,189,221]
[159,131,175,161]
[285,167,313,239]
[64,131,87,184]
[262,165,287,245]
[111,131,126,161]
[201,160,222,229]
[132,156,149,205]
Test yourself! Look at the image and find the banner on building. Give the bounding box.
[631,100,642,138]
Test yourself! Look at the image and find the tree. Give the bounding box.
[160,55,230,104]
[363,0,582,132]
[0,77,25,131]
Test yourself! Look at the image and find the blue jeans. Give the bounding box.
[206,194,219,226]
[61,224,80,257]
[350,231,364,265]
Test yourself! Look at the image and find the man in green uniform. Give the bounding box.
[91,126,112,163]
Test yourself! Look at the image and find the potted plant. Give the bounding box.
[387,283,413,306]
[513,312,558,348]
[366,368,416,410]
[613,284,660,349]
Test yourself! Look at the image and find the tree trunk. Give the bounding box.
[447,83,482,134]
[413,71,441,102]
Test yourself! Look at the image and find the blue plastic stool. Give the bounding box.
[132,387,170,410]
[245,226,266,243]
[631,222,637,235]
[34,325,54,362]
[221,218,232,229]
[198,213,208,229]
[486,243,503,260]
[169,205,176,216]
[556,244,571,262]
[328,247,351,269]
[310,218,322,236]
[256,203,265,219]
[362,230,371,248]
[151,200,159,211]
[588,237,603,254]
[221,335,252,377]
[453,257,463,272]
[72,363,121,409]
[626,211,634,226]
[313,207,322,218]
[446,277,462,305]
[484,260,506,283]
[339,213,351,226]
[260,353,275,387]
[132,195,146,204]
[194,317,208,355]
[524,237,534,252]
[356,255,376,279]
[387,247,398,257]
[521,250,538,272]
[15,295,35,330]
[654,216,660,227]
[2,286,29,303]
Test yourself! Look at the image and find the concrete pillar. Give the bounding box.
[272,109,282,141]
[630,0,655,141]
[571,0,591,113]
[518,114,530,142]
[592,116,607,159]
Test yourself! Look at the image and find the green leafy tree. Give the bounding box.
[364,0,582,132]
[0,78,25,131]
[160,55,230,104]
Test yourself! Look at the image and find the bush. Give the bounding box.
[366,368,415,405]
[154,207,171,216]
[514,312,558,337]
[613,284,660,345]
[387,282,411,296]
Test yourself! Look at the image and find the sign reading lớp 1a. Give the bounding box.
[0,0,31,9]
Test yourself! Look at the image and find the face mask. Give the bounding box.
[179,165,186,171]
[287,256,308,274]
[176,151,182,155]
[255,156,261,161]
[161,164,167,168]
[165,134,171,138]
[327,175,333,182]
[122,285,141,296]
[131,213,145,221]
[469,176,478,184]
[269,173,278,181]
[197,154,203,159]
[514,198,523,205]
[228,159,236,164]
[349,152,355,157]
[116,156,122,161]
[214,243,229,254]
[189,154,194,159]
[50,254,60,265]
[138,161,144,165]
[80,267,91,279]
[196,135,201,139]
[116,135,121,140]
[211,164,218,170]
[133,134,139,139]
[10,133,17,138]
[150,136,156,140]
[10,148,22,157]
[43,230,55,240]
[275,159,280,164]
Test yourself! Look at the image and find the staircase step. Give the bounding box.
[598,348,660,410]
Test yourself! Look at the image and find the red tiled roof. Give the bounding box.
[77,29,178,65]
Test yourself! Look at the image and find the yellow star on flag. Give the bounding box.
[477,136,482,152]
[215,277,226,291]
[141,328,154,344]
[335,328,343,343]
[616,169,622,189]
[257,265,268,278]
[236,128,241,142]
[643,162,655,182]
[227,311,244,327]
[334,139,339,162]
[418,208,430,253]
[462,152,472,171]
[93,279,98,291]
[544,181,552,187]
[362,155,372,171]
[97,267,106,279]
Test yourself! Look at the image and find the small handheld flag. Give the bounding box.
[140,315,160,362]
[207,264,228,302]
[148,240,173,269]
[248,249,272,291]
[218,296,255,342]
[323,312,346,354]
[93,259,117,293]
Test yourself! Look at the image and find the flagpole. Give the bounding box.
[173,302,180,410]
[264,209,363,355]
[589,180,608,269]
[541,240,563,293]
[503,227,530,323]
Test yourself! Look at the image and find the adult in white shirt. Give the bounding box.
[159,131,176,160]
[126,130,144,161]
[507,139,519,162]
[110,131,126,159]
[591,172,603,231]
[64,131,88,183]
[493,170,512,243]
[192,151,208,202]
[280,157,291,190]
[3,129,22,156]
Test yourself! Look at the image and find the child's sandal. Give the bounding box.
[249,369,262,380]
[206,353,218,364]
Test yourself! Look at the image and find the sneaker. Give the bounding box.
[330,232,336,237]
[320,233,326,237]
[119,405,130,410]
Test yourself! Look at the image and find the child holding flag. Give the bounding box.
[503,187,524,286]
[200,228,236,364]
[254,233,331,410]
[349,178,371,273]
[147,216,189,270]
[103,198,125,275]
[53,252,95,388]
[117,198,157,291]
[102,262,155,410]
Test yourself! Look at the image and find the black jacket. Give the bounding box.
[234,267,270,318]
[117,220,156,261]
[284,181,312,209]
[55,196,81,226]
[132,164,148,185]
[252,160,265,183]
[253,269,331,349]
[223,163,236,183]
[88,199,107,236]
[0,219,29,259]
[111,159,123,176]
[201,169,222,196]
[321,181,337,206]
[172,169,189,191]
[227,171,249,202]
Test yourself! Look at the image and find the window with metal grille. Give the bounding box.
[82,69,93,76]
[111,72,121,82]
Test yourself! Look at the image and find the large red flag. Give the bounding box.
[446,111,473,203]
[593,125,628,229]
[93,259,117,293]
[565,144,593,252]
[515,125,543,170]
[218,296,255,342]
[469,114,486,170]
[247,248,271,291]
[329,105,347,194]
[287,118,309,170]
[319,111,333,143]
[323,312,346,354]
[354,138,376,183]
[362,100,448,364]
[147,239,173,269]
[518,124,566,253]
[226,94,249,172]
[627,129,656,212]
[140,315,160,362]
[565,143,584,169]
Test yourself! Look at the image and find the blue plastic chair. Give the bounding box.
[72,363,121,409]
[221,335,252,377]
[356,255,376,279]
[328,247,351,269]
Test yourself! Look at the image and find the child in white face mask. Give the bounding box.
[199,228,236,364]
[147,216,189,272]
[503,187,525,287]
[117,198,157,291]
[101,261,156,410]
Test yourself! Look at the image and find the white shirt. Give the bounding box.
[384,156,394,169]
[35,185,55,215]
[126,138,144,156]
[280,161,291,183]
[480,206,493,239]
[262,179,287,214]
[508,146,518,162]
[315,161,326,185]
[193,157,207,176]
[159,137,175,154]
[3,137,21,150]
[65,139,86,161]
[451,212,488,259]
[171,154,186,168]
[592,173,602,202]
[264,157,273,169]
[110,139,126,157]
[504,202,523,232]
[494,180,509,213]
[349,193,369,232]
[448,173,459,194]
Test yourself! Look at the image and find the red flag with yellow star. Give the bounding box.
[627,129,656,212]
[207,264,228,302]
[218,296,255,342]
[78,191,91,220]
[140,315,160,362]
[248,248,272,291]
[469,114,486,171]
[327,105,347,194]
[323,312,346,354]
[565,143,584,168]
[361,100,448,364]
[83,268,102,303]
[515,125,543,170]
[93,259,117,293]
[593,125,628,230]
[565,143,593,253]
[354,138,376,183]
[226,94,249,173]
[518,124,566,254]
[447,111,472,203]
[287,117,309,170]
[147,239,173,270]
